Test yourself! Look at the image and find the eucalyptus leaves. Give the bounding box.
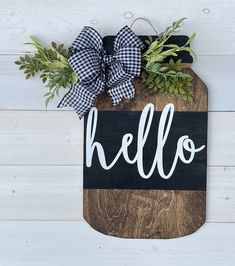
[15,18,196,105]
[141,18,196,102]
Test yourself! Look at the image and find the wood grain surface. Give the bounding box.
[83,67,208,238]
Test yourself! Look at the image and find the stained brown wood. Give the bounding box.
[84,190,206,238]
[83,67,208,238]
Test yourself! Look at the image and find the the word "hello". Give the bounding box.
[86,103,205,179]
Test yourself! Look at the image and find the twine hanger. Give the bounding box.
[130,17,159,35]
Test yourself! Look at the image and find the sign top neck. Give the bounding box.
[103,35,193,63]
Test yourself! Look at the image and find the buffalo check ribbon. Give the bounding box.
[57,26,145,118]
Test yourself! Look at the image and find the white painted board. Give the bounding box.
[0,221,234,266]
[0,0,235,55]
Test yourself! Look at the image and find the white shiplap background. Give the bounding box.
[0,1,235,265]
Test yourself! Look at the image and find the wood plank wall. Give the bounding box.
[0,0,234,265]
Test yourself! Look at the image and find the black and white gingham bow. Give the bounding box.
[57,25,145,118]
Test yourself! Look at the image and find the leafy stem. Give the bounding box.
[141,18,196,102]
[15,37,78,107]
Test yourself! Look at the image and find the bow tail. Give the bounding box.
[58,83,97,118]
[58,75,106,118]
[107,79,135,106]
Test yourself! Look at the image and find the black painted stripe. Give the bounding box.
[83,111,207,190]
[103,35,193,63]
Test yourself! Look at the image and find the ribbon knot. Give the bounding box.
[103,54,115,65]
[58,25,145,118]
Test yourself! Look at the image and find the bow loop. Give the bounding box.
[107,25,145,106]
[69,49,103,84]
[68,27,104,84]
[69,26,103,54]
[115,47,142,76]
[113,25,145,51]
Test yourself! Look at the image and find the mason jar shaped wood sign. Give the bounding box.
[83,35,208,239]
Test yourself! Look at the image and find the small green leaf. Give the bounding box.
[165,81,170,87]
[186,81,192,87]
[188,95,193,102]
[20,56,25,62]
[176,59,182,64]
[174,88,179,94]
[51,41,57,49]
[169,84,174,93]
[58,44,64,50]
[148,82,154,89]
[25,55,31,62]
[185,33,196,47]
[182,95,187,101]
[168,70,176,75]
[159,66,168,72]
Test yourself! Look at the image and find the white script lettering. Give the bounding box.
[86,103,205,179]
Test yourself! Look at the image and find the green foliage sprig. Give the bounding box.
[141,18,196,101]
[15,37,78,106]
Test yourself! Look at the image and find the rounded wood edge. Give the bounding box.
[83,189,206,239]
[83,216,206,239]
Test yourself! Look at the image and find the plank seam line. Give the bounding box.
[0,220,232,224]
[1,53,235,56]
[0,110,234,113]
[0,164,232,167]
